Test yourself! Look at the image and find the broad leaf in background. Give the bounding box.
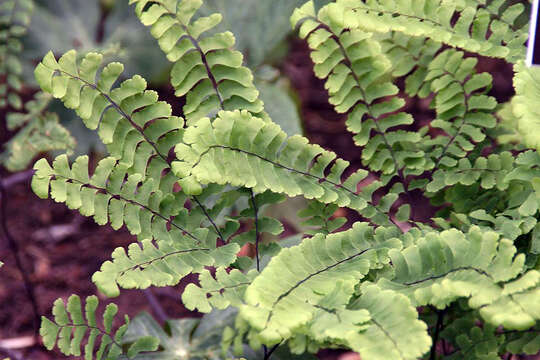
[121,310,237,360]
[121,309,316,360]
[199,0,328,68]
[24,0,167,82]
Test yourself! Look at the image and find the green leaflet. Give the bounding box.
[34,49,183,192]
[292,2,424,177]
[441,318,504,359]
[323,0,528,62]
[92,238,239,297]
[375,226,540,330]
[0,0,33,109]
[40,295,158,359]
[129,0,265,122]
[174,110,393,223]
[512,61,540,151]
[239,222,401,344]
[182,268,258,313]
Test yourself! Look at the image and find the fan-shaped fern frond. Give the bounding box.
[40,295,158,359]
[324,0,528,62]
[92,238,239,297]
[375,226,540,330]
[174,110,397,225]
[239,222,401,344]
[291,2,424,178]
[129,0,264,122]
[183,268,257,313]
[0,0,33,109]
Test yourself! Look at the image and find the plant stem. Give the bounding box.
[430,309,445,360]
[249,189,261,272]
[264,342,281,360]
[0,176,40,336]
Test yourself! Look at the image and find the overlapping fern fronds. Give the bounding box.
[324,0,528,62]
[292,2,424,178]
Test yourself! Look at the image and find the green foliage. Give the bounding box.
[321,0,529,62]
[130,0,265,122]
[0,0,33,109]
[32,0,540,359]
[40,295,158,359]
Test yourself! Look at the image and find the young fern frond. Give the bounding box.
[375,226,540,330]
[422,49,497,171]
[441,318,504,359]
[298,201,347,236]
[239,222,402,344]
[0,0,33,109]
[325,0,528,62]
[292,2,424,178]
[129,0,265,122]
[92,238,239,297]
[182,267,257,313]
[40,295,158,359]
[173,109,399,226]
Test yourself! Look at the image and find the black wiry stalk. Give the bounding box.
[0,176,40,336]
[430,309,445,360]
[249,189,261,271]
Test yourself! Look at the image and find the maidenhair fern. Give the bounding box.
[31,0,540,359]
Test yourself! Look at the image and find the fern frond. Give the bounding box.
[0,0,33,109]
[34,50,182,190]
[441,318,504,359]
[292,2,424,177]
[32,154,204,243]
[239,222,401,344]
[182,268,257,313]
[375,226,540,330]
[325,0,528,62]
[298,201,347,236]
[422,49,497,170]
[2,111,75,171]
[92,238,239,297]
[34,49,234,242]
[40,294,158,359]
[129,0,264,122]
[427,152,514,193]
[505,325,540,355]
[375,32,442,98]
[512,61,540,151]
[174,110,397,226]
